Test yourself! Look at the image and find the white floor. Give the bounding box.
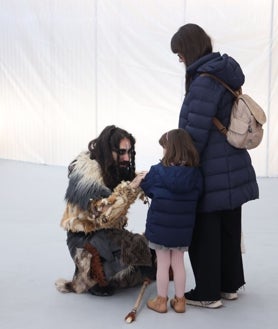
[0,158,277,329]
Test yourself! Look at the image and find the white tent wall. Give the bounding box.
[0,0,277,176]
[0,0,98,165]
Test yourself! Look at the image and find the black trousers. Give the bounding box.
[188,207,245,300]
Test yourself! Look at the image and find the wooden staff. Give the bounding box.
[124,279,151,323]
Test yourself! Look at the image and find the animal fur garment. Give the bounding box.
[60,152,144,234]
[105,229,152,267]
[56,151,153,294]
[55,232,151,294]
[65,152,111,210]
[84,243,108,286]
[55,248,96,293]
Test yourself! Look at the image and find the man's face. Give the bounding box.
[112,137,132,168]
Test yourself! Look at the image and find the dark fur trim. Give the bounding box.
[64,153,111,210]
[66,175,111,210]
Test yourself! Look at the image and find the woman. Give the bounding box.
[170,23,259,308]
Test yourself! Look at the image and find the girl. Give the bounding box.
[138,129,203,313]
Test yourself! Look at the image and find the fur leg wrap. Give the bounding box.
[55,248,97,293]
[84,243,108,287]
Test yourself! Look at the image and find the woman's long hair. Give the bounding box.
[171,23,212,92]
[88,125,136,189]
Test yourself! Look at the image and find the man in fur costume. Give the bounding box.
[55,125,156,296]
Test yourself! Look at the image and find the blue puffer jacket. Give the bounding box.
[179,52,259,212]
[140,163,203,248]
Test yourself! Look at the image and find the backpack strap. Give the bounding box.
[212,117,227,135]
[200,73,240,97]
[200,73,241,136]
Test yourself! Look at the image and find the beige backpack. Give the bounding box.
[201,73,267,150]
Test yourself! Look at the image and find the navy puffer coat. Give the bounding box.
[140,163,203,248]
[179,52,259,212]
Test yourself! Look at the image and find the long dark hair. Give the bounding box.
[171,23,212,92]
[159,128,199,167]
[88,125,136,189]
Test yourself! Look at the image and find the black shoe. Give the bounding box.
[88,284,115,296]
[184,289,195,300]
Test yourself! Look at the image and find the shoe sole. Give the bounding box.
[221,293,238,300]
[186,299,223,309]
[170,304,186,313]
[147,305,168,313]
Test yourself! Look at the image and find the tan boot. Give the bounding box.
[147,296,168,313]
[170,296,186,313]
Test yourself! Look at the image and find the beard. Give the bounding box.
[106,160,134,190]
[118,161,133,181]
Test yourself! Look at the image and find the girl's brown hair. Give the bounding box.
[159,128,199,167]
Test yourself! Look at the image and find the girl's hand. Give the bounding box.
[130,171,148,188]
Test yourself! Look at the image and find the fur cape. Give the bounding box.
[60,151,144,233]
[56,151,153,294]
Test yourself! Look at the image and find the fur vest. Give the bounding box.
[60,151,142,233]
